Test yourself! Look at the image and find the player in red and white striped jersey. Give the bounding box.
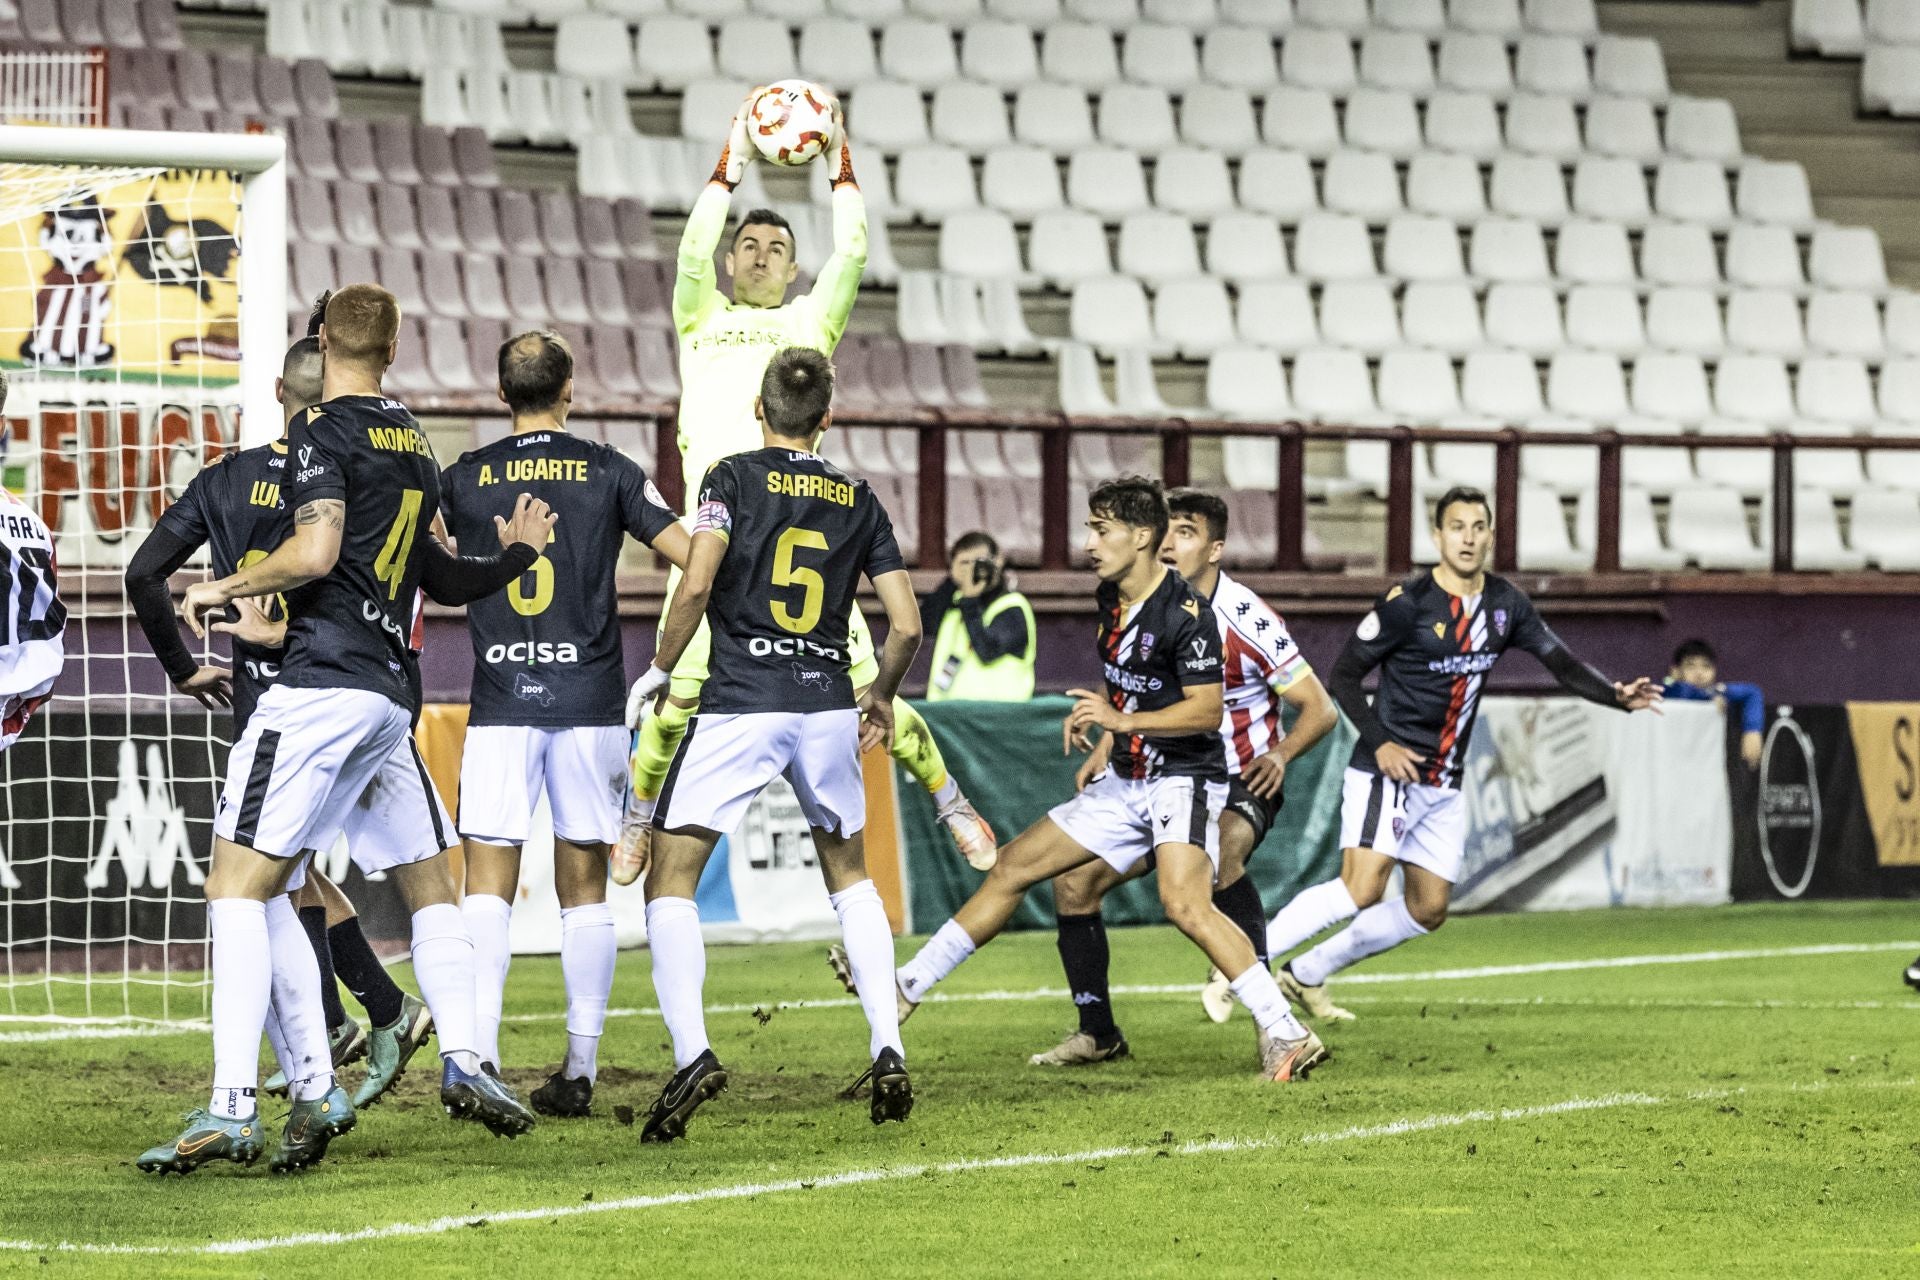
[1030,488,1339,1066]
[0,370,66,752]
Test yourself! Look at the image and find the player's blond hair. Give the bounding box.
[322,283,400,364]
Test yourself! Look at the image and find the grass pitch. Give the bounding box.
[2,901,1918,1278]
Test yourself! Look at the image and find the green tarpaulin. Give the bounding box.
[896,697,1358,934]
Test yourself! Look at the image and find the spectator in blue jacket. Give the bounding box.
[1664,638,1765,769]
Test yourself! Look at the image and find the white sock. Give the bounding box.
[1292,899,1429,988]
[265,893,335,1102]
[208,898,271,1119]
[646,897,709,1070]
[1230,964,1308,1041]
[628,795,655,825]
[1266,877,1360,960]
[411,902,481,1074]
[896,919,975,1003]
[462,893,513,1069]
[932,776,960,809]
[560,901,616,1081]
[262,1005,296,1085]
[829,880,901,1060]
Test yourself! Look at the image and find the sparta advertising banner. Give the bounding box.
[1,166,246,566]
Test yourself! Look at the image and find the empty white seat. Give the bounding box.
[1402,281,1486,354]
[1066,0,1139,22]
[1547,348,1628,420]
[1668,485,1767,569]
[1809,226,1889,293]
[1098,85,1179,150]
[1067,147,1151,215]
[1524,0,1596,36]
[1469,216,1551,282]
[938,208,1026,280]
[1209,211,1293,281]
[1640,221,1721,289]
[1376,0,1448,33]
[1849,488,1920,569]
[1202,25,1283,89]
[1792,0,1867,55]
[1261,86,1341,157]
[1631,351,1712,425]
[1359,30,1436,91]
[1014,83,1093,151]
[1123,23,1203,87]
[1323,148,1403,219]
[1735,159,1815,230]
[798,18,879,86]
[1653,159,1734,228]
[1725,288,1806,358]
[1378,347,1464,423]
[716,17,796,82]
[1797,355,1876,428]
[1145,0,1220,26]
[832,0,906,17]
[896,145,979,218]
[880,20,961,83]
[1462,347,1548,420]
[1484,281,1565,355]
[909,0,983,17]
[1888,292,1920,357]
[1490,151,1569,225]
[1219,0,1290,21]
[1207,344,1292,420]
[856,80,933,152]
[1437,33,1515,96]
[1342,88,1424,158]
[895,271,951,344]
[1383,214,1468,279]
[1805,289,1886,359]
[1504,92,1582,160]
[1237,148,1320,220]
[1057,341,1118,415]
[1565,284,1646,355]
[1069,275,1161,354]
[1292,346,1383,424]
[1028,210,1113,285]
[1449,0,1523,34]
[636,16,716,88]
[1789,487,1864,569]
[1665,95,1742,164]
[1181,85,1260,151]
[555,15,636,79]
[1282,28,1358,91]
[1406,152,1487,221]
[1514,34,1590,98]
[1617,484,1689,569]
[1319,279,1403,355]
[981,146,1066,216]
[1237,280,1321,353]
[1724,222,1805,292]
[1154,277,1237,357]
[1713,351,1795,431]
[1298,0,1370,31]
[1042,21,1122,88]
[1862,46,1920,115]
[962,22,1041,88]
[1295,212,1379,279]
[1645,286,1726,357]
[1423,90,1503,159]
[1871,363,1920,486]
[1517,483,1593,571]
[1592,34,1668,100]
[1555,217,1636,285]
[1117,211,1202,282]
[1582,93,1663,163]
[1570,156,1652,225]
[1867,0,1920,41]
[924,83,1009,153]
[1153,147,1236,216]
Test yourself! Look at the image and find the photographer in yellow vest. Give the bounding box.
[926,532,1036,703]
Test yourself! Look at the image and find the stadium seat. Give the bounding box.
[880,20,961,84]
[981,146,1067,216]
[1373,216,1461,282]
[1319,280,1402,355]
[1725,289,1806,358]
[1555,217,1635,285]
[1401,280,1485,355]
[1469,217,1551,283]
[1067,0,1139,24]
[1665,95,1742,165]
[1041,21,1121,88]
[936,274,994,349]
[1154,278,1237,357]
[1570,157,1652,225]
[1323,148,1403,220]
[1295,212,1379,280]
[1524,0,1597,37]
[1113,348,1176,416]
[1299,0,1370,32]
[1518,484,1593,572]
[1067,147,1151,215]
[1792,0,1866,54]
[1202,24,1282,89]
[1713,352,1796,427]
[1449,0,1523,35]
[1796,355,1876,430]
[1866,0,1920,42]
[1437,33,1514,97]
[1406,152,1487,221]
[962,21,1042,88]
[1028,210,1113,285]
[1070,276,1163,355]
[1237,148,1320,220]
[636,17,716,89]
[1888,292,1920,357]
[1117,211,1202,282]
[1504,93,1582,161]
[895,272,951,344]
[1849,488,1920,570]
[1804,289,1885,359]
[1653,159,1734,229]
[1547,348,1628,422]
[1735,160,1815,230]
[1617,485,1689,569]
[1377,347,1464,425]
[1564,284,1646,355]
[931,81,1012,151]
[717,18,797,82]
[1180,85,1261,151]
[1057,341,1118,414]
[1490,151,1570,225]
[1098,84,1179,151]
[1460,347,1546,427]
[1484,281,1565,356]
[855,80,932,153]
[1261,86,1341,157]
[1582,94,1662,164]
[1639,221,1721,289]
[1592,34,1668,100]
[1629,351,1712,426]
[375,186,422,250]
[1292,347,1382,428]
[1123,24,1203,88]
[1342,88,1424,159]
[1667,485,1768,570]
[1724,223,1806,292]
[1152,147,1236,217]
[938,208,1026,281]
[1376,0,1448,33]
[1644,286,1726,357]
[979,277,1045,354]
[555,14,635,79]
[1515,34,1590,98]
[1208,211,1292,281]
[1236,279,1321,352]
[1862,47,1920,115]
[896,145,979,218]
[1146,0,1222,27]
[1809,225,1889,293]
[1359,30,1435,92]
[1423,90,1503,160]
[1206,344,1291,420]
[1281,28,1358,92]
[1014,82,1094,152]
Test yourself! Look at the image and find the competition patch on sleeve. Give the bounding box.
[1357,610,1381,641]
[645,478,668,509]
[692,499,732,536]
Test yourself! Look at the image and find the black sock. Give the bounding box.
[1056,911,1118,1042]
[328,917,406,1027]
[299,905,348,1031]
[1212,876,1269,968]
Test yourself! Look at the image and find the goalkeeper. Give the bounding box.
[620,91,995,882]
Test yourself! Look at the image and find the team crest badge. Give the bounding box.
[1493,608,1508,635]
[1139,632,1156,659]
[1392,816,1406,840]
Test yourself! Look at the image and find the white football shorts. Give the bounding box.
[654,709,865,839]
[458,724,628,847]
[1047,769,1229,876]
[1337,766,1467,883]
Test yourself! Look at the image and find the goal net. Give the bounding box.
[0,125,285,1023]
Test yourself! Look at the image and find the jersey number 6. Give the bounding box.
[770,527,827,634]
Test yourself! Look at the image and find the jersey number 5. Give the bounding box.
[770,527,827,634]
[372,489,424,601]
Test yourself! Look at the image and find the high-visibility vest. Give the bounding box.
[927,590,1036,702]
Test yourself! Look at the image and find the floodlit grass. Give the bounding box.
[2,901,1918,1278]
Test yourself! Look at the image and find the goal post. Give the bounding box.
[0,125,286,1020]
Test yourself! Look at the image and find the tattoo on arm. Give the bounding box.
[294,499,345,530]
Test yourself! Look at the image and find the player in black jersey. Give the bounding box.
[125,330,432,1122]
[879,477,1329,1083]
[629,349,923,1139]
[441,331,689,1117]
[137,286,556,1175]
[1264,486,1661,1022]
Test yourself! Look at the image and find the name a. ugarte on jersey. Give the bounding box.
[474,458,591,485]
[767,471,855,506]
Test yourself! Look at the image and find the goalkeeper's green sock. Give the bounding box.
[631,698,695,813]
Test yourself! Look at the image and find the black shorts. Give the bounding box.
[1222,777,1281,848]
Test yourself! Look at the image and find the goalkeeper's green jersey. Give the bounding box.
[672,181,867,504]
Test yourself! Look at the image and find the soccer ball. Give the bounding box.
[746,80,841,167]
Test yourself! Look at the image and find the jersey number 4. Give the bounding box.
[0,543,66,643]
[770,527,827,634]
[373,489,424,601]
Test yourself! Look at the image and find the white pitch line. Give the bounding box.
[0,1023,207,1045]
[1338,995,1920,1013]
[0,1089,1672,1258]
